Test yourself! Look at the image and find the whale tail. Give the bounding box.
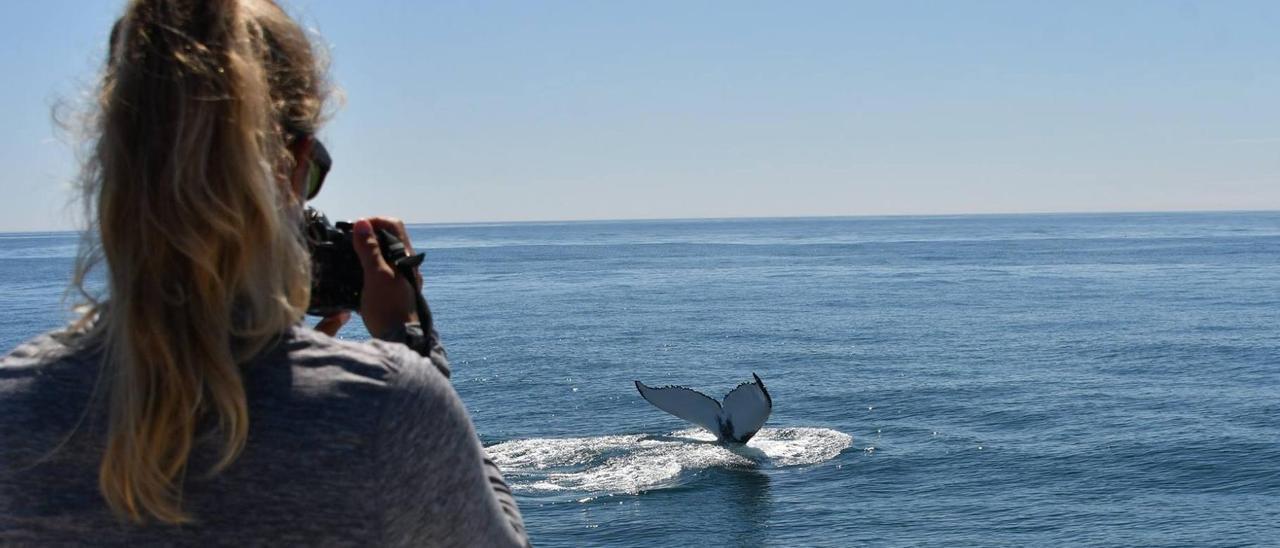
[634,373,772,444]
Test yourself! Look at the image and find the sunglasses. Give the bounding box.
[302,137,331,201]
[286,124,331,201]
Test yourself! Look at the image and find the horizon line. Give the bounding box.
[1,207,1277,235]
[408,207,1279,228]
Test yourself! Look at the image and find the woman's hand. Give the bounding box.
[351,217,421,339]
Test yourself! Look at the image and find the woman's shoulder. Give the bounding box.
[275,325,452,395]
[0,329,99,461]
[277,326,475,461]
[1,328,92,374]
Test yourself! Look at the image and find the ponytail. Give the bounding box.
[73,0,327,523]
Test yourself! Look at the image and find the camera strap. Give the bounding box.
[392,252,435,346]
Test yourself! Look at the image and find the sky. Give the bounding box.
[2,1,1279,232]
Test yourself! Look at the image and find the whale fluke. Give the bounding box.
[634,373,772,444]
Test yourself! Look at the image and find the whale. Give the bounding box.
[634,373,772,444]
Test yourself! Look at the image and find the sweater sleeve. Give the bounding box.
[374,321,451,379]
[373,347,529,548]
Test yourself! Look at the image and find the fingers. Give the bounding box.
[367,217,413,256]
[314,310,351,336]
[365,217,422,288]
[351,219,394,276]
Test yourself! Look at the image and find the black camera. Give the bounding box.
[303,207,413,317]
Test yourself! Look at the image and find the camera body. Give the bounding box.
[304,207,407,316]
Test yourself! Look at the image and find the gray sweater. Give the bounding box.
[0,325,529,547]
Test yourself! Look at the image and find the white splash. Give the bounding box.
[486,427,851,496]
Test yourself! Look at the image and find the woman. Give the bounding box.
[0,0,529,545]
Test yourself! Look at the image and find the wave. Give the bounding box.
[486,427,851,498]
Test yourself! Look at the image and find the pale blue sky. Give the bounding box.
[2,1,1279,232]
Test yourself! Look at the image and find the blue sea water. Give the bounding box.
[2,212,1278,546]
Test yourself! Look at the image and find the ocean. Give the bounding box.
[2,212,1278,546]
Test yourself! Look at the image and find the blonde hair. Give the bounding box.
[71,0,329,523]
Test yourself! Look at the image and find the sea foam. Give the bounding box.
[487,427,851,497]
